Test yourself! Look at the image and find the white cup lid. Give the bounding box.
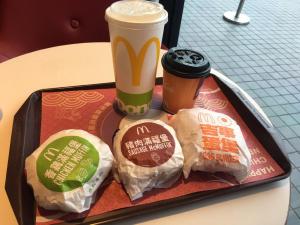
[105,0,168,25]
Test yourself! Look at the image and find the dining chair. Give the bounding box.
[0,0,184,63]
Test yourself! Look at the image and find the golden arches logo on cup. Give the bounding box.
[112,36,160,86]
[112,36,161,115]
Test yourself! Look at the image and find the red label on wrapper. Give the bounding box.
[120,122,175,167]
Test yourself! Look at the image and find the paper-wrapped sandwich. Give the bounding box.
[25,129,113,213]
[169,108,251,182]
[113,119,184,200]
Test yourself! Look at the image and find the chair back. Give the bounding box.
[0,0,116,60]
[0,0,184,62]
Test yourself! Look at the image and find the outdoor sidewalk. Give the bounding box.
[178,0,300,224]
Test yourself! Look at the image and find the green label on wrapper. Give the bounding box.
[116,88,153,115]
[36,136,99,192]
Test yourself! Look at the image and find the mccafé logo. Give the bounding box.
[112,36,160,86]
[136,126,151,135]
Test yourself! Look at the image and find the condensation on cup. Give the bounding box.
[105,0,168,116]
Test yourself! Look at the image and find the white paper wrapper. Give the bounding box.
[114,119,184,200]
[25,129,113,213]
[168,108,251,182]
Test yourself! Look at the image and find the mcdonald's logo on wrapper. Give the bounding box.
[136,125,151,135]
[105,0,168,115]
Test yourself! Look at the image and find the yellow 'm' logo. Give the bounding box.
[112,36,160,86]
[136,125,151,135]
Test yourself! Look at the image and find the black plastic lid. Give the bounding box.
[161,47,211,79]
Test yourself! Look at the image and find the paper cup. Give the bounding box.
[161,48,211,114]
[105,0,168,115]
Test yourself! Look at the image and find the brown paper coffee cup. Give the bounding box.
[161,48,211,114]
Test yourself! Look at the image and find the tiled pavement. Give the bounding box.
[178,0,300,224]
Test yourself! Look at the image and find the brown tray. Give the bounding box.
[5,75,291,225]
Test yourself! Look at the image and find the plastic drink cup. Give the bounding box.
[161,48,211,114]
[105,0,168,115]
